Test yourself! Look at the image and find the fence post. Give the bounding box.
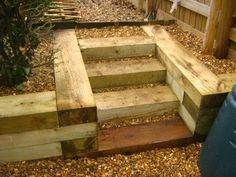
[214,0,234,59]
[203,0,222,54]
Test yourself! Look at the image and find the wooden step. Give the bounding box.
[95,85,179,122]
[97,119,193,155]
[79,36,156,60]
[86,58,166,89]
[54,29,97,126]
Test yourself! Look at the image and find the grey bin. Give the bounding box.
[199,85,236,177]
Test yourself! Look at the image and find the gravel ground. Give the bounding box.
[84,56,153,64]
[92,83,165,93]
[165,24,236,74]
[99,112,180,129]
[76,26,148,39]
[0,143,201,177]
[0,35,55,97]
[76,0,144,22]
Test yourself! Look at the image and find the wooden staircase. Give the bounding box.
[79,36,194,155]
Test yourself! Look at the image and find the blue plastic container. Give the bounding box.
[199,85,236,177]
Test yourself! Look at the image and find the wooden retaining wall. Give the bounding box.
[0,29,97,162]
[142,25,228,136]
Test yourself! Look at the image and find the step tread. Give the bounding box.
[79,36,155,48]
[95,85,178,110]
[98,119,193,154]
[86,58,165,77]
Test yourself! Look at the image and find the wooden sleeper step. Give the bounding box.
[95,85,179,122]
[86,58,166,89]
[97,119,194,155]
[79,36,156,60]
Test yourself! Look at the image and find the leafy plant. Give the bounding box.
[0,0,52,86]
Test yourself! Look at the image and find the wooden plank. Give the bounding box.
[230,28,236,43]
[0,143,62,162]
[0,91,58,135]
[54,29,97,126]
[182,92,223,120]
[142,26,227,108]
[178,105,196,134]
[98,119,193,155]
[0,123,96,150]
[61,137,97,158]
[86,58,166,89]
[166,72,184,102]
[79,36,156,60]
[189,10,197,29]
[214,0,235,58]
[195,108,220,135]
[95,85,179,122]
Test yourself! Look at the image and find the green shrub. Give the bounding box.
[0,0,52,86]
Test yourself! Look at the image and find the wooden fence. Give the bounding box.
[128,0,236,59]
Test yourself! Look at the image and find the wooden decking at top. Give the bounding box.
[54,29,97,126]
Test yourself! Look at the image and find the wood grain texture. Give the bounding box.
[0,143,62,162]
[0,91,58,134]
[214,0,234,58]
[95,85,179,122]
[0,123,97,150]
[166,71,184,102]
[54,29,97,126]
[178,105,196,134]
[86,58,166,89]
[79,36,156,60]
[61,137,97,158]
[98,119,193,155]
[142,26,227,108]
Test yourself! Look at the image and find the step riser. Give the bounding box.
[89,71,166,89]
[81,44,156,60]
[79,37,156,60]
[97,101,179,122]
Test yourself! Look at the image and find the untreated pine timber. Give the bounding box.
[214,0,235,58]
[54,29,97,126]
[203,0,222,54]
[79,36,156,60]
[0,91,58,135]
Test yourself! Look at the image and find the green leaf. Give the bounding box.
[23,67,30,75]
[16,83,24,91]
